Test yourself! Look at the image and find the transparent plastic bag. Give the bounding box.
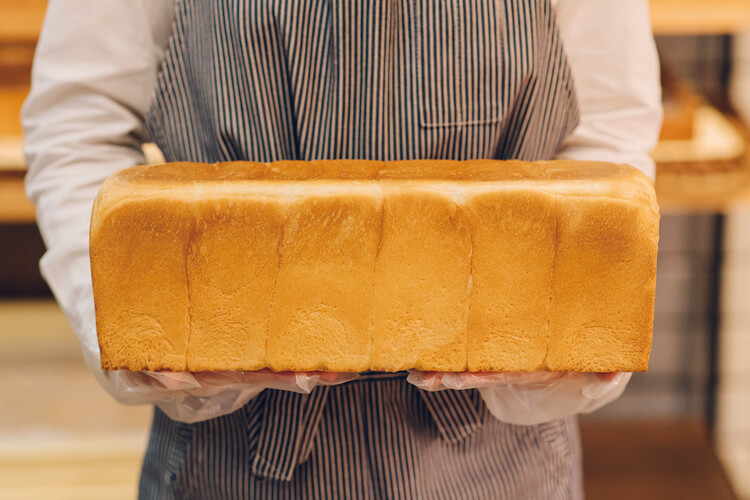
[407,370,632,425]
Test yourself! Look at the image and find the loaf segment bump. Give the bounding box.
[371,185,471,372]
[463,187,557,372]
[186,190,286,371]
[91,196,193,371]
[547,196,657,372]
[266,185,383,372]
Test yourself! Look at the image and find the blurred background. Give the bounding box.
[2,1,750,499]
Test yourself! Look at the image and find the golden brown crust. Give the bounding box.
[91,197,193,371]
[90,159,659,372]
[464,188,556,372]
[266,188,381,372]
[371,186,471,372]
[546,197,657,372]
[186,193,286,371]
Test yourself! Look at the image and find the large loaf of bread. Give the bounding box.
[90,160,659,373]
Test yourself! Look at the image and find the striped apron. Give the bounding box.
[140,1,582,498]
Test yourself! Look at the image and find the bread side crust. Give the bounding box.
[91,160,659,372]
[463,187,556,372]
[186,190,286,371]
[91,196,192,371]
[372,183,471,372]
[266,184,382,372]
[547,195,658,372]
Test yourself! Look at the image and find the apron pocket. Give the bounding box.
[412,0,505,128]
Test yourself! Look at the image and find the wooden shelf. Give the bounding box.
[0,0,47,42]
[0,88,26,136]
[0,136,34,223]
[3,1,750,48]
[654,106,750,214]
[651,0,750,35]
[0,170,34,223]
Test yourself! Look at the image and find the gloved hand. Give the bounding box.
[406,370,631,425]
[95,362,358,424]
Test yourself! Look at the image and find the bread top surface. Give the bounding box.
[92,160,658,237]
[111,159,648,183]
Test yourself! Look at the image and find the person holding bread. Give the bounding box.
[23,0,661,498]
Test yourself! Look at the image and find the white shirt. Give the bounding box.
[21,0,662,418]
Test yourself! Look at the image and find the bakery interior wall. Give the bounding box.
[717,29,750,500]
[1,2,749,499]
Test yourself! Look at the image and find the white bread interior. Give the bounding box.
[90,159,659,372]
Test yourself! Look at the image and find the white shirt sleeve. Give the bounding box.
[22,0,173,356]
[553,0,663,180]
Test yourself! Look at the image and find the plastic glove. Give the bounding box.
[92,353,358,423]
[407,370,632,425]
